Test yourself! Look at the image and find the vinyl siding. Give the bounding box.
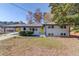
[45,25,69,36]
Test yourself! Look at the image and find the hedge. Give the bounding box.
[19,31,34,36]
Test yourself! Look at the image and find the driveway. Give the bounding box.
[0,32,18,40]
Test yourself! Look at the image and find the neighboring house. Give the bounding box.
[0,26,4,34]
[0,23,70,36]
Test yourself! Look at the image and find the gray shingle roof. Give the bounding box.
[2,23,42,27]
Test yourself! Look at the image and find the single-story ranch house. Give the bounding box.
[0,22,70,36]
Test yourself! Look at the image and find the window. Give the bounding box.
[60,26,63,28]
[48,26,51,28]
[48,33,50,36]
[7,30,15,32]
[60,25,66,29]
[48,33,54,36]
[63,25,66,28]
[61,33,63,35]
[61,33,66,36]
[32,28,34,31]
[64,33,66,36]
[23,27,26,30]
[30,28,36,31]
[52,33,54,36]
[48,25,54,28]
[52,25,54,28]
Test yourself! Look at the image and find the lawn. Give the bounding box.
[0,36,79,56]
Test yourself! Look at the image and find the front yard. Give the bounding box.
[0,36,79,56]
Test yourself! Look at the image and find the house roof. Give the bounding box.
[0,22,69,28]
[44,22,56,24]
[43,22,56,25]
[2,23,42,28]
[43,22,69,25]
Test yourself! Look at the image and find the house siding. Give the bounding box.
[21,27,41,36]
[0,27,4,33]
[45,25,70,36]
[4,27,16,33]
[0,24,70,37]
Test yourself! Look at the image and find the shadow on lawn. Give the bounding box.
[60,35,79,40]
[69,35,79,38]
[68,32,79,39]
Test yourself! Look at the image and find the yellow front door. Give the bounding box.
[40,26,44,34]
[16,27,21,32]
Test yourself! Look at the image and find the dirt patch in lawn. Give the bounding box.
[0,36,79,56]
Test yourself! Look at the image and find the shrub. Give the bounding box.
[27,31,34,36]
[19,31,27,36]
[19,31,34,36]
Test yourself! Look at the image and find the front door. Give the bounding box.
[40,26,44,34]
[16,27,21,32]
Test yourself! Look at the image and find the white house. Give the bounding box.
[0,23,70,36]
[43,23,70,36]
[0,23,42,36]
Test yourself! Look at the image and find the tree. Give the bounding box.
[43,12,52,23]
[34,8,42,23]
[49,3,79,26]
[27,11,33,24]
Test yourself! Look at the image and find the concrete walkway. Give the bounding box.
[0,32,18,40]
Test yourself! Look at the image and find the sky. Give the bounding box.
[0,3,50,23]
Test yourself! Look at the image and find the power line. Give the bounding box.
[9,3,26,11]
[9,3,28,23]
[9,3,34,23]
